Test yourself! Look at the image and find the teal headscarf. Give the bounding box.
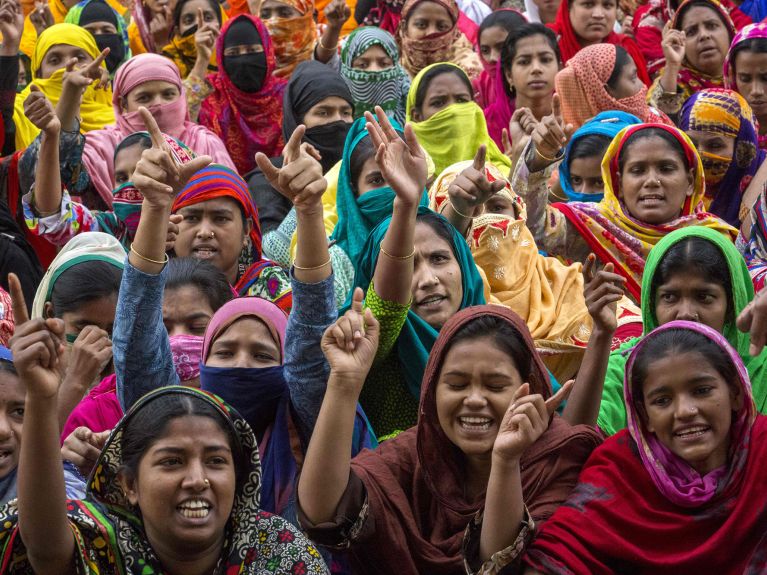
[65,0,131,75]
[347,207,486,398]
[331,116,428,266]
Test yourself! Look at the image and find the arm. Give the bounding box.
[188,9,218,82]
[650,23,686,117]
[24,86,62,215]
[0,0,23,156]
[315,0,349,64]
[740,162,767,238]
[56,48,110,134]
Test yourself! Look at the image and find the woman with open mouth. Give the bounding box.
[525,320,767,574]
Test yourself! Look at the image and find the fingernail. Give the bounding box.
[354,330,361,338]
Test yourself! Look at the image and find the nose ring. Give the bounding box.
[209,231,216,239]
[204,478,210,488]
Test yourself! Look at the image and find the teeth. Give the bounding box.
[179,507,210,519]
[459,417,492,430]
[676,426,709,437]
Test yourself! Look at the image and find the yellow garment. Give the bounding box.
[127,20,148,55]
[14,23,115,149]
[430,159,593,382]
[161,4,228,78]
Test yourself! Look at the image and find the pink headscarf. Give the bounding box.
[483,59,515,149]
[82,54,236,208]
[202,297,288,363]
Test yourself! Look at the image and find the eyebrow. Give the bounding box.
[153,444,232,455]
[165,312,211,323]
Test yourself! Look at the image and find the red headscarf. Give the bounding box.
[548,0,651,85]
[198,14,286,175]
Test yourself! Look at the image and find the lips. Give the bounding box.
[528,80,548,90]
[698,45,718,57]
[673,425,711,440]
[192,244,218,260]
[458,415,493,433]
[0,446,14,465]
[177,498,212,520]
[638,194,665,206]
[417,294,446,309]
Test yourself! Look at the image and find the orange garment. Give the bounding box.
[315,0,358,35]
[127,20,148,54]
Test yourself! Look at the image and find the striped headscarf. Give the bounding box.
[341,26,410,124]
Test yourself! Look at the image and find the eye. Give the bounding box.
[445,381,467,390]
[658,292,677,303]
[214,215,231,223]
[12,407,24,418]
[161,457,183,467]
[278,7,292,17]
[213,349,233,358]
[429,97,446,107]
[431,253,449,264]
[516,56,531,66]
[182,214,199,223]
[208,455,229,466]
[697,292,716,303]
[456,95,470,103]
[652,396,671,407]
[480,46,490,55]
[115,173,128,183]
[571,175,583,185]
[694,385,714,396]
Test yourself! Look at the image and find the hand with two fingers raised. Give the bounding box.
[29,0,53,35]
[583,253,625,335]
[61,48,111,96]
[502,107,537,163]
[448,145,507,220]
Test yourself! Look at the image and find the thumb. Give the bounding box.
[363,307,379,339]
[512,382,530,402]
[501,128,511,150]
[179,155,213,181]
[255,152,281,182]
[546,379,573,417]
[490,179,506,194]
[351,287,364,313]
[91,429,111,448]
[29,84,41,93]
[564,123,575,140]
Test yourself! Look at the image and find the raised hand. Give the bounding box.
[62,48,110,95]
[492,381,573,462]
[132,107,212,207]
[194,7,219,63]
[324,0,351,30]
[165,213,183,252]
[448,145,506,220]
[503,107,537,162]
[531,94,574,164]
[255,124,327,214]
[29,0,53,35]
[8,273,29,328]
[737,288,767,356]
[24,85,60,134]
[321,287,380,389]
[64,326,112,390]
[61,427,111,477]
[583,254,624,335]
[0,0,23,56]
[662,21,686,69]
[150,4,173,47]
[365,106,427,208]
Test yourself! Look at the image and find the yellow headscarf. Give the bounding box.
[406,62,511,179]
[14,23,115,149]
[160,2,229,79]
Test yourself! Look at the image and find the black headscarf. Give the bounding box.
[282,60,354,173]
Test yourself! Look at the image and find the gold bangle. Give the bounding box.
[379,242,415,260]
[293,259,332,271]
[534,146,560,163]
[449,201,474,219]
[130,244,169,266]
[318,37,336,52]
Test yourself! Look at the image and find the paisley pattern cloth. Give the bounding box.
[0,386,330,574]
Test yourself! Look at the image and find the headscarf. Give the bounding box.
[281,60,354,174]
[128,0,157,53]
[396,0,482,79]
[525,322,766,574]
[553,124,737,301]
[82,53,236,207]
[340,26,411,125]
[64,0,131,74]
[252,0,317,78]
[474,9,527,111]
[555,44,672,130]
[406,62,511,177]
[597,226,767,435]
[547,0,651,85]
[349,207,486,397]
[0,386,329,573]
[31,232,126,320]
[559,110,643,202]
[679,89,765,227]
[13,24,115,149]
[723,22,767,151]
[430,160,593,382]
[744,190,767,292]
[345,305,602,574]
[199,15,286,176]
[161,0,228,78]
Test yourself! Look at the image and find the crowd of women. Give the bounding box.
[1,0,767,568]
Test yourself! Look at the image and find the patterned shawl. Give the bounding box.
[199,15,286,176]
[679,88,765,227]
[553,124,737,301]
[340,26,410,124]
[0,386,330,574]
[251,0,317,78]
[744,190,767,292]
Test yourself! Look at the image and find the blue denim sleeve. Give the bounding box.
[284,271,336,440]
[113,260,179,411]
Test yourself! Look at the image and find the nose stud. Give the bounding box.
[204,478,210,488]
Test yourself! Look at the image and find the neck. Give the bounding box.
[148,532,225,575]
[759,117,767,136]
[539,7,557,23]
[516,94,552,121]
[225,262,239,285]
[463,452,493,499]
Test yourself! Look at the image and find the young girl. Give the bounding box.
[525,321,767,573]
[160,0,224,78]
[0,346,22,506]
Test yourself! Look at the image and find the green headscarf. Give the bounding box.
[65,0,131,75]
[597,227,767,435]
[347,207,486,398]
[405,62,511,178]
[331,116,428,266]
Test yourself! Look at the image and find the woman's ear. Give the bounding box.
[686,168,695,196]
[243,219,253,249]
[730,385,744,411]
[411,107,423,123]
[117,470,140,506]
[44,301,55,319]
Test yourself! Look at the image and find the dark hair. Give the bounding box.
[500,23,560,98]
[165,257,233,312]
[479,9,528,41]
[416,211,458,258]
[606,45,630,91]
[617,127,691,173]
[650,236,734,321]
[445,315,533,380]
[114,133,152,162]
[569,133,611,162]
[412,64,473,117]
[729,38,767,75]
[120,392,248,486]
[49,261,122,317]
[675,0,732,39]
[630,328,738,407]
[350,135,377,196]
[172,0,221,31]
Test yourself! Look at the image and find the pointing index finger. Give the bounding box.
[139,106,167,150]
[473,144,486,171]
[8,273,29,326]
[552,93,563,124]
[197,6,203,27]
[284,125,306,164]
[545,379,573,417]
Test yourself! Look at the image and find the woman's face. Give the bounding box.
[174,197,251,285]
[163,285,217,337]
[436,337,524,459]
[302,96,354,129]
[38,43,94,79]
[406,0,453,39]
[411,71,472,122]
[505,34,558,104]
[479,25,509,67]
[0,371,25,480]
[82,20,118,35]
[119,415,236,557]
[114,143,147,186]
[483,193,517,217]
[259,0,301,21]
[123,80,180,112]
[351,44,394,71]
[205,317,281,368]
[355,155,386,196]
[569,0,617,45]
[605,57,643,100]
[641,351,739,475]
[569,154,605,196]
[654,268,728,332]
[222,43,264,57]
[619,135,694,225]
[145,0,175,15]
[410,221,463,330]
[734,50,767,123]
[679,6,730,77]
[179,0,219,35]
[685,128,735,168]
[47,294,118,341]
[534,0,561,22]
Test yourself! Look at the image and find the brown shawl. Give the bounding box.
[349,305,603,574]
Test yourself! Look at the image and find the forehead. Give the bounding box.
[44,43,87,58]
[513,34,555,55]
[213,316,278,345]
[680,5,722,26]
[414,220,452,248]
[640,350,726,391]
[181,0,213,12]
[127,80,179,97]
[308,96,352,110]
[735,50,767,68]
[409,0,452,19]
[424,72,470,97]
[0,371,24,403]
[178,196,241,213]
[622,134,683,161]
[114,143,147,169]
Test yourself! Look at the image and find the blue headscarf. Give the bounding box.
[559,111,642,202]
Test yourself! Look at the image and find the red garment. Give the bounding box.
[525,416,767,574]
[548,0,651,85]
[61,375,122,444]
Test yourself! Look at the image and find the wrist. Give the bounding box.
[141,199,173,213]
[0,44,19,56]
[327,373,364,396]
[491,452,521,471]
[393,195,420,213]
